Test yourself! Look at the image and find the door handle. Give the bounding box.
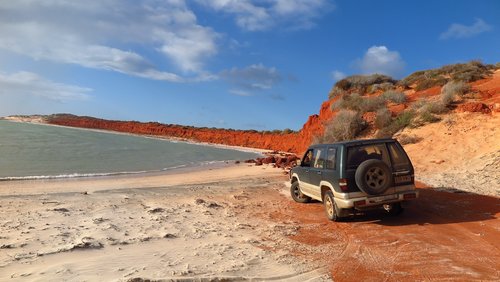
[305,170,310,173]
[316,171,322,175]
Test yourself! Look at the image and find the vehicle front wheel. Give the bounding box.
[290,181,311,203]
[323,190,342,221]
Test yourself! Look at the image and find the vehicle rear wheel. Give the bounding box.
[323,191,342,221]
[355,159,392,195]
[290,181,311,203]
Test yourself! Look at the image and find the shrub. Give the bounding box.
[334,79,351,91]
[331,93,385,113]
[450,60,494,82]
[362,96,385,112]
[441,81,470,105]
[368,82,395,93]
[376,110,415,138]
[331,93,363,111]
[419,111,441,123]
[381,90,407,104]
[375,107,392,129]
[328,87,346,99]
[397,134,422,145]
[332,74,396,94]
[415,77,448,91]
[441,91,455,106]
[394,110,415,128]
[399,60,494,90]
[316,110,366,143]
[421,101,448,114]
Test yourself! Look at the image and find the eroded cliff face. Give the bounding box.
[44,70,500,155]
[46,100,335,155]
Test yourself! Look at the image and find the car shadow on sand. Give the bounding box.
[341,187,499,226]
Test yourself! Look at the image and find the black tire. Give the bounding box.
[387,203,404,216]
[323,191,342,221]
[355,159,392,195]
[290,181,311,203]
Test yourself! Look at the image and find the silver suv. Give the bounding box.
[290,138,418,221]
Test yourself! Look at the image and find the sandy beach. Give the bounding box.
[1,158,500,281]
[0,164,330,281]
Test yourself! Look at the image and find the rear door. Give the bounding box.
[308,147,326,199]
[322,146,339,193]
[387,142,414,186]
[345,143,395,194]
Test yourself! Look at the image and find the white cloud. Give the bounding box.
[196,0,332,31]
[0,0,218,81]
[354,46,405,77]
[221,63,282,94]
[440,18,492,40]
[229,89,252,96]
[332,70,346,81]
[0,71,91,101]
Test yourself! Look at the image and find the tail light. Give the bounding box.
[339,178,348,192]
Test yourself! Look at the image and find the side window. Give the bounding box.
[326,147,336,170]
[313,148,326,169]
[301,149,314,167]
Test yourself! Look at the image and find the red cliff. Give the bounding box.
[46,100,335,155]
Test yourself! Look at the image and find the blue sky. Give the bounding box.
[0,0,499,130]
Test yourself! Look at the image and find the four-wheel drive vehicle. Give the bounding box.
[290,138,418,221]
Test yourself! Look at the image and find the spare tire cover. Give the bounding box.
[355,159,392,195]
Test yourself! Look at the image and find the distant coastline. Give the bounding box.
[3,113,315,154]
[2,115,269,155]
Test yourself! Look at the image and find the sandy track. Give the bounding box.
[261,182,500,281]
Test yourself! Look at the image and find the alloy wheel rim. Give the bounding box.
[366,167,386,188]
[325,197,334,217]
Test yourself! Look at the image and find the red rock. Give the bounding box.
[456,102,491,114]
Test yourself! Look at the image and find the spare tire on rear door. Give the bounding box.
[355,159,392,195]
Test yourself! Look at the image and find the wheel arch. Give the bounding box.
[320,181,334,200]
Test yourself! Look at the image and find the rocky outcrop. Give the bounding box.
[456,102,491,114]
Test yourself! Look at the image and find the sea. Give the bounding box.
[0,120,260,180]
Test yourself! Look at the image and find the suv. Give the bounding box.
[290,138,418,221]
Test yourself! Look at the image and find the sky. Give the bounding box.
[0,0,499,131]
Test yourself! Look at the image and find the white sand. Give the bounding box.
[0,164,330,281]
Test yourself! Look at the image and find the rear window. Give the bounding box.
[388,143,411,171]
[347,144,390,169]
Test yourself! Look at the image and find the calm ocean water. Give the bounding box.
[0,120,259,180]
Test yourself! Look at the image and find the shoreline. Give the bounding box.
[0,118,271,183]
[0,163,278,196]
[2,116,272,155]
